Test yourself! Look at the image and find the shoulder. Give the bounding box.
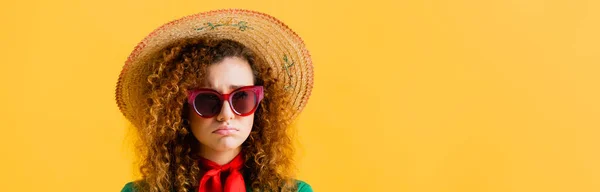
[120,181,138,192]
[246,179,313,192]
[296,180,313,192]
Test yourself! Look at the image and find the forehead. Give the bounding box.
[203,57,254,92]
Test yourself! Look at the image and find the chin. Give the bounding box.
[211,140,243,152]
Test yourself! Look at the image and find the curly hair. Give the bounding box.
[130,37,297,192]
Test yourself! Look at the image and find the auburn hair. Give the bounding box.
[130,37,296,192]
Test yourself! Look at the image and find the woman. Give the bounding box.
[116,9,314,192]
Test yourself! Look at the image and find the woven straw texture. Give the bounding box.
[116,9,313,129]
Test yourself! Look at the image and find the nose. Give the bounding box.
[216,100,235,121]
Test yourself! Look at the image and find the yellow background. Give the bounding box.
[1,0,599,191]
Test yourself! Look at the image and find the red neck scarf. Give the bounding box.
[198,152,246,192]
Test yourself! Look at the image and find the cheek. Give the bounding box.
[238,114,255,132]
[188,108,212,134]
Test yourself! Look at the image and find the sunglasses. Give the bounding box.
[187,85,264,118]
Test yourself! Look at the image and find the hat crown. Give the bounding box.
[116,9,313,129]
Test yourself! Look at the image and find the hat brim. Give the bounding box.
[116,9,313,129]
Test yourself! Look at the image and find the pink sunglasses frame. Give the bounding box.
[187,85,264,118]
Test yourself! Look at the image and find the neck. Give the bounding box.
[198,146,242,165]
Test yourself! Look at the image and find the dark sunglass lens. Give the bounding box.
[231,90,257,114]
[194,93,221,117]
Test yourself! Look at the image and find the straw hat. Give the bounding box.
[115,9,313,129]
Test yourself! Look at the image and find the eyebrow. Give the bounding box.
[229,85,246,90]
[198,83,251,91]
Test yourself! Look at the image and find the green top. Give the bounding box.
[120,180,313,192]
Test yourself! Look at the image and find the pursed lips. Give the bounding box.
[213,125,239,135]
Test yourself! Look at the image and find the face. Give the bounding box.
[188,57,255,153]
